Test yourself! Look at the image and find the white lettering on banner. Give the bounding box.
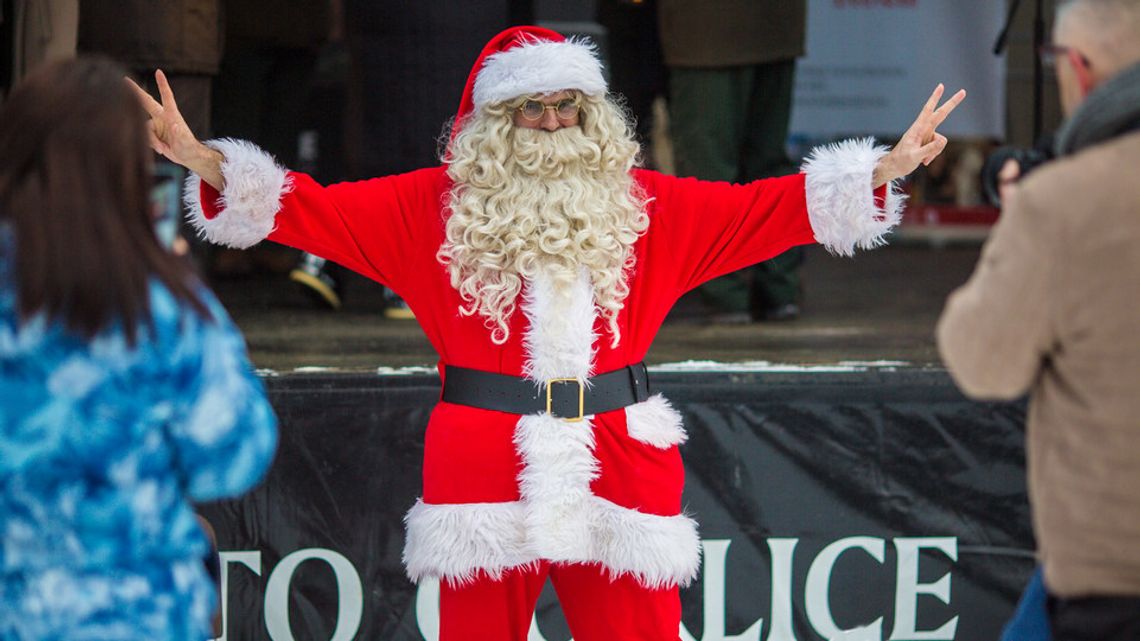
[766,539,799,641]
[216,551,262,641]
[805,537,886,640]
[411,537,958,641]
[415,578,439,641]
[414,580,545,641]
[889,538,958,640]
[215,549,363,641]
[219,537,958,641]
[264,548,364,641]
[680,539,765,641]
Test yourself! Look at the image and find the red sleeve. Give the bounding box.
[201,167,446,291]
[636,169,817,297]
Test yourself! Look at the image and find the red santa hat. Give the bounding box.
[454,26,607,128]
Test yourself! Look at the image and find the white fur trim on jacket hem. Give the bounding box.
[800,137,906,257]
[182,138,292,249]
[402,500,533,585]
[402,497,701,589]
[473,38,607,111]
[625,394,687,448]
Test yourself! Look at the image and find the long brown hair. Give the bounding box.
[0,57,210,344]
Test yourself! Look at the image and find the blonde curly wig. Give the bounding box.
[438,93,649,346]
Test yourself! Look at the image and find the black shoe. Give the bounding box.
[383,290,415,320]
[707,311,753,325]
[290,254,342,310]
[757,303,800,322]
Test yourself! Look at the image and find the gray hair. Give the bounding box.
[1056,0,1140,72]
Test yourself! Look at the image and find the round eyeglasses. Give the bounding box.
[1038,43,1090,70]
[517,98,581,122]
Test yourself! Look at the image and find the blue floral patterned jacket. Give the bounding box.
[0,229,278,641]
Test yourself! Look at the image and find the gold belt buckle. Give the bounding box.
[546,378,585,422]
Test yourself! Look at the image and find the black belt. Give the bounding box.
[441,362,651,422]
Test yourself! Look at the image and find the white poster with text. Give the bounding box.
[790,0,1007,140]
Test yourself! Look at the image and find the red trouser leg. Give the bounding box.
[551,563,682,641]
[439,563,549,641]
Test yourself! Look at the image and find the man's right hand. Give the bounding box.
[127,69,225,190]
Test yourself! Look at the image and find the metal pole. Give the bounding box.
[1033,0,1046,140]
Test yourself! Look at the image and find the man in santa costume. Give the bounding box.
[134,25,964,641]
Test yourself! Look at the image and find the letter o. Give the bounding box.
[264,548,364,641]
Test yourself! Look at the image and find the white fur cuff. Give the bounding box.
[182,138,292,249]
[800,137,906,257]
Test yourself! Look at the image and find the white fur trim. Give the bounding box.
[515,269,599,560]
[402,497,701,589]
[591,498,702,589]
[625,393,688,448]
[473,38,607,110]
[514,413,598,560]
[181,138,292,249]
[402,268,700,589]
[520,270,596,382]
[402,499,533,585]
[800,137,906,257]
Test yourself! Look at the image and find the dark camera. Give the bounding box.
[981,145,1054,206]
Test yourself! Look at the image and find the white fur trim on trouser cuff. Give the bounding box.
[625,394,687,448]
[800,137,906,257]
[182,138,292,249]
[402,497,701,589]
[473,38,607,110]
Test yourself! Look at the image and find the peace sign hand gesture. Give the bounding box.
[127,69,225,189]
[873,84,967,188]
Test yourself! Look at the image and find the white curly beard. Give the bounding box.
[440,102,647,345]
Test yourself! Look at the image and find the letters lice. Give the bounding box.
[216,536,958,641]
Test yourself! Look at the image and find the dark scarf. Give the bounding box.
[1054,60,1140,156]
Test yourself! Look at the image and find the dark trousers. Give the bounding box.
[1049,593,1140,641]
[669,59,802,313]
[212,42,318,168]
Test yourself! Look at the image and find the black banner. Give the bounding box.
[199,369,1032,641]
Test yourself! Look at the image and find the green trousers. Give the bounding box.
[669,59,802,313]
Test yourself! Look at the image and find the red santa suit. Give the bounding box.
[185,26,903,641]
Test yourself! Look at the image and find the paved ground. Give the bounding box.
[210,241,984,373]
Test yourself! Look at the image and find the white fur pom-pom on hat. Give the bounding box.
[453,26,607,133]
[473,37,606,111]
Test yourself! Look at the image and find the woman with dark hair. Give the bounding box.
[0,57,277,641]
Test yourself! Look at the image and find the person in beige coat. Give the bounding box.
[937,0,1140,638]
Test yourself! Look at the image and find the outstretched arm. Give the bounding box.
[873,84,967,188]
[128,69,225,189]
[641,84,968,298]
[130,69,441,292]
